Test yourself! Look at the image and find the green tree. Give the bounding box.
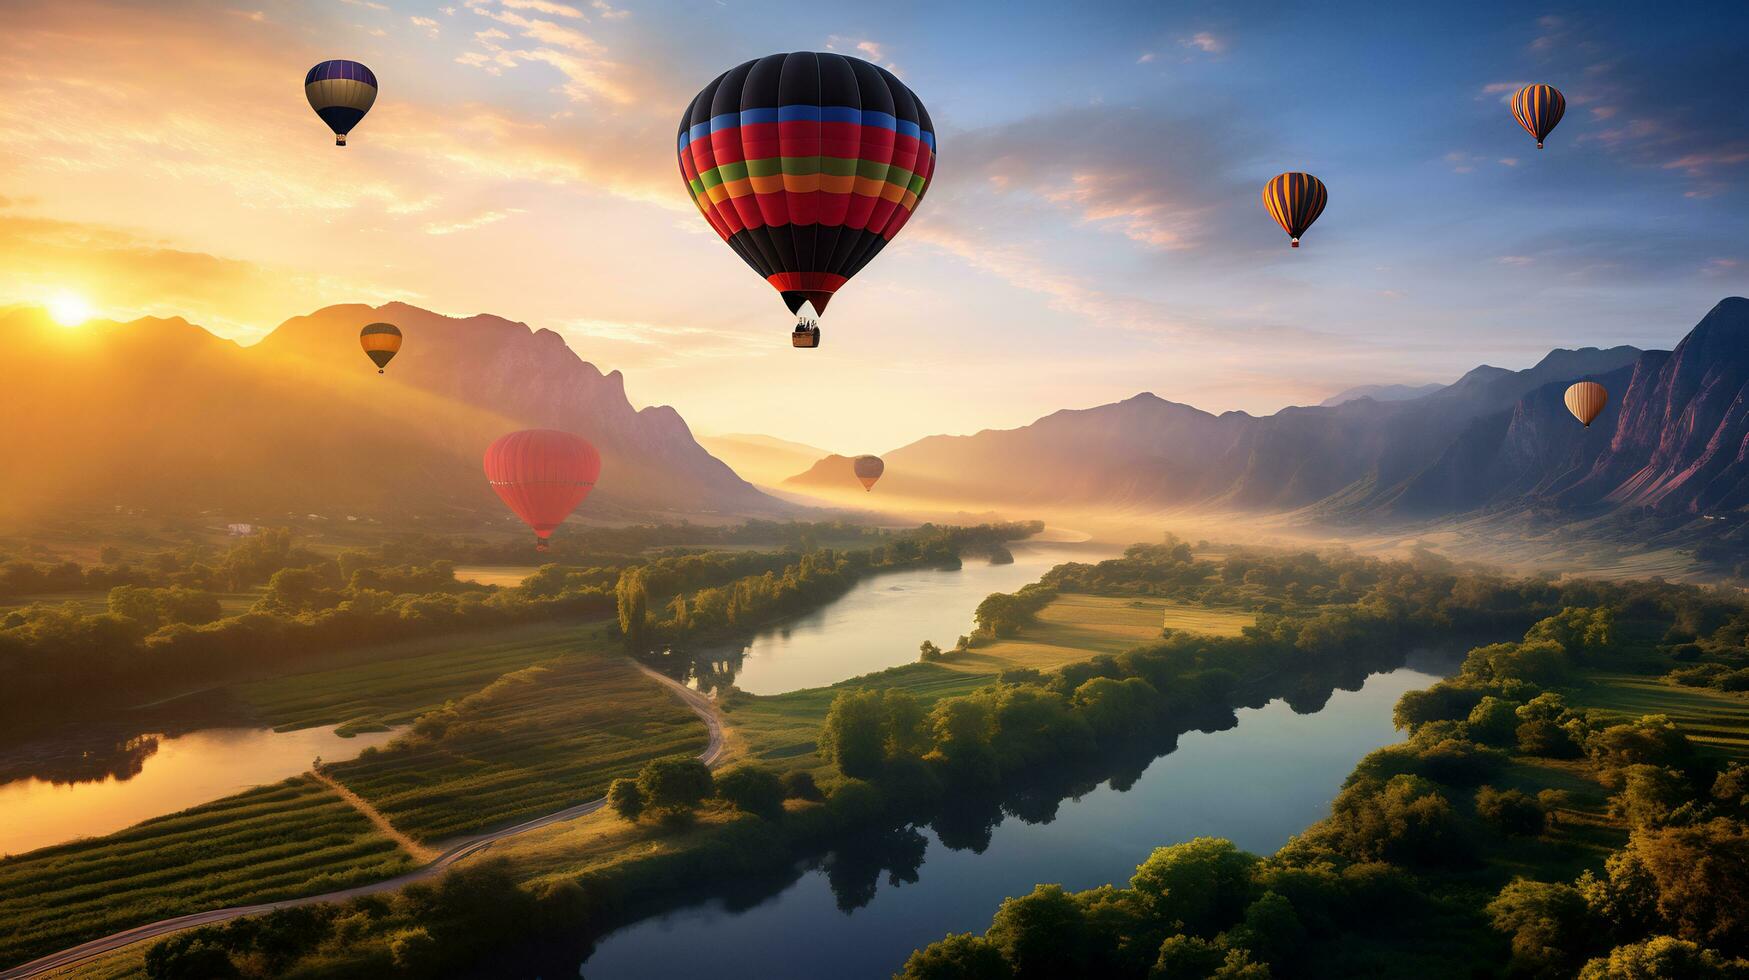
[782,769,824,802]
[898,933,1014,980]
[715,764,786,819]
[986,884,1092,979]
[636,755,713,815]
[616,568,648,651]
[1486,878,1596,975]
[1476,786,1548,836]
[920,639,944,662]
[607,777,644,822]
[1576,936,1749,979]
[819,689,888,778]
[1129,837,1259,937]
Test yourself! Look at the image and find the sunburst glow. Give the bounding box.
[47,292,95,327]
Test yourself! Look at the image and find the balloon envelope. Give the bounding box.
[306,60,377,146]
[1262,172,1328,247]
[483,430,602,549]
[1512,84,1565,149]
[1564,382,1607,428]
[678,52,937,318]
[359,322,401,373]
[853,454,884,491]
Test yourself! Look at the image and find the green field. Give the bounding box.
[1568,671,1749,760]
[325,654,708,842]
[232,621,607,734]
[0,776,415,970]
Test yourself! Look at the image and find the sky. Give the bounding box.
[1,0,1745,453]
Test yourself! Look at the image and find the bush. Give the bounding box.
[782,769,824,802]
[1487,878,1596,975]
[899,933,1013,980]
[1475,786,1547,836]
[636,755,713,815]
[607,777,644,822]
[715,764,786,819]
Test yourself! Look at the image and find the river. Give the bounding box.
[577,572,1463,978]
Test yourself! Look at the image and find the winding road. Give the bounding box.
[1,664,725,980]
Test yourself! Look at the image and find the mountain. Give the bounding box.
[697,433,834,488]
[791,302,1749,527]
[0,302,778,524]
[1320,382,1444,406]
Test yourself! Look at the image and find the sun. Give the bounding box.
[46,292,95,327]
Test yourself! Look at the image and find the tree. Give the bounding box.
[636,755,713,815]
[143,934,240,980]
[1486,878,1596,975]
[884,689,931,760]
[1466,696,1521,747]
[615,568,648,651]
[1129,837,1259,937]
[782,769,824,802]
[898,933,1013,980]
[920,640,944,662]
[986,884,1092,979]
[1620,818,1749,949]
[1476,786,1547,836]
[819,689,888,778]
[607,777,644,822]
[1576,936,1749,979]
[389,927,440,974]
[1073,676,1159,740]
[715,764,785,819]
[1610,766,1691,830]
[1151,935,1271,979]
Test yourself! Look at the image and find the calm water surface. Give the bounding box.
[580,655,1455,980]
[0,724,398,855]
[679,540,1115,695]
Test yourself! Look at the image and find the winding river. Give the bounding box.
[575,554,1464,979]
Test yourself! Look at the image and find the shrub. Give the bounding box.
[1475,786,1547,836]
[715,764,786,820]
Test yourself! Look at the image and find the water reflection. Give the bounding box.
[647,541,1117,696]
[0,719,399,855]
[515,646,1470,980]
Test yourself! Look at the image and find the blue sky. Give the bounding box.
[2,0,1744,450]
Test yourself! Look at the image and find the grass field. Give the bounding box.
[451,564,541,587]
[725,593,1252,778]
[1568,672,1749,760]
[0,776,415,970]
[232,621,607,733]
[325,654,708,842]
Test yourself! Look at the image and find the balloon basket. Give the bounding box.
[1291,239,1300,248]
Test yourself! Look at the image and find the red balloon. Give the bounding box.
[483,429,601,550]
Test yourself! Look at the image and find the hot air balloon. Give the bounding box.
[1511,84,1565,149]
[1263,172,1328,248]
[853,455,884,491]
[483,430,601,551]
[359,322,401,374]
[678,52,937,344]
[305,60,377,146]
[1564,381,1607,428]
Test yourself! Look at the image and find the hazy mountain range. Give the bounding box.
[786,298,1749,527]
[0,302,776,523]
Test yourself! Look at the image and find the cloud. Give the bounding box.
[500,0,583,15]
[410,15,440,36]
[824,35,896,71]
[1137,52,1156,64]
[338,0,387,8]
[590,0,628,20]
[460,3,633,102]
[423,209,525,235]
[1181,32,1223,54]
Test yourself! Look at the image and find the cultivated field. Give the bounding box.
[324,654,709,842]
[1568,672,1749,760]
[0,776,415,969]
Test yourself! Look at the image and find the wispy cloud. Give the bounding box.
[1181,32,1223,54]
[424,208,525,235]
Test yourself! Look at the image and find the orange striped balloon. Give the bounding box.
[1511,84,1566,149]
[1564,381,1608,428]
[1262,172,1328,247]
[359,322,402,374]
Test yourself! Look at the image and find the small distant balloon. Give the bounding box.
[1564,381,1607,428]
[1511,84,1565,150]
[853,455,884,492]
[359,322,401,374]
[483,430,602,551]
[1262,173,1328,248]
[306,60,378,146]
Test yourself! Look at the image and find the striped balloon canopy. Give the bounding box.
[305,60,378,146]
[1564,381,1608,428]
[678,52,937,322]
[853,454,884,492]
[359,322,401,374]
[1262,172,1328,248]
[1511,84,1565,150]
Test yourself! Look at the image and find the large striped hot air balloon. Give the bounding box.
[1511,84,1565,150]
[853,454,884,492]
[678,53,936,341]
[1564,381,1608,428]
[305,60,378,146]
[1262,172,1328,248]
[359,322,401,374]
[483,430,602,551]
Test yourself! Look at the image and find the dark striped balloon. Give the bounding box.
[1511,84,1565,149]
[359,322,401,374]
[306,60,377,146]
[678,52,937,319]
[1262,172,1328,248]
